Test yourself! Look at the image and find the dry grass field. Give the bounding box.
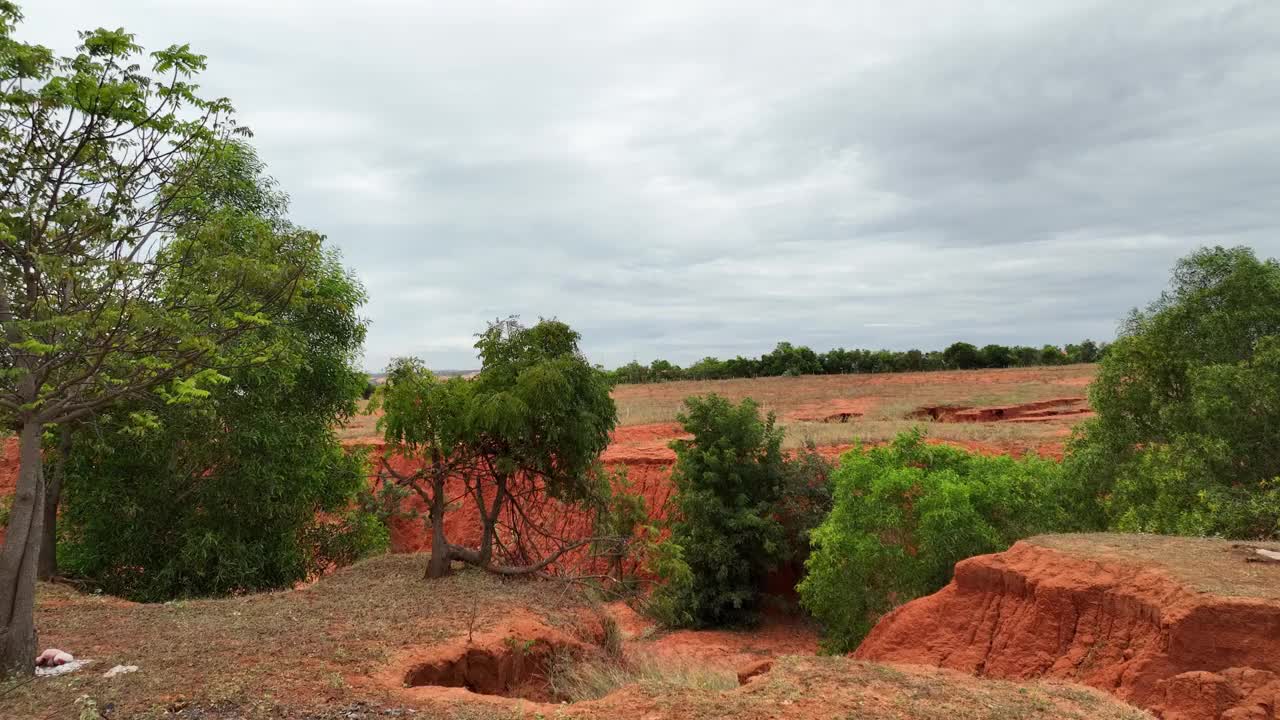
[345,364,1099,457]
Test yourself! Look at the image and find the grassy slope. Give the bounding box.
[1,551,1150,720]
[2,555,589,718]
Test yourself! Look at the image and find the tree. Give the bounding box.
[61,248,377,600]
[979,344,1013,368]
[1065,339,1100,364]
[376,318,620,578]
[800,430,1070,652]
[942,342,981,370]
[1065,246,1280,538]
[371,357,476,579]
[653,394,788,627]
[0,10,307,676]
[1039,344,1066,365]
[686,356,728,381]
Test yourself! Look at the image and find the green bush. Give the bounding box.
[61,251,383,601]
[1065,246,1280,539]
[799,430,1072,653]
[651,394,790,628]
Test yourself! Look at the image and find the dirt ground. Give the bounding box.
[857,534,1280,720]
[2,554,1149,720]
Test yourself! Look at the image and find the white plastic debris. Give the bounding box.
[36,659,91,677]
[103,664,139,678]
[1256,548,1280,561]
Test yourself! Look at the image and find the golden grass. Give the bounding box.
[547,650,739,703]
[338,366,1096,452]
[1029,533,1280,601]
[613,365,1094,427]
[616,365,1096,452]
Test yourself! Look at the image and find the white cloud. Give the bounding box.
[19,0,1280,370]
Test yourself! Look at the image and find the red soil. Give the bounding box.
[785,397,879,423]
[361,416,1072,560]
[0,436,17,547]
[854,541,1280,720]
[911,397,1093,423]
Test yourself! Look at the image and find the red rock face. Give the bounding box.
[854,542,1280,720]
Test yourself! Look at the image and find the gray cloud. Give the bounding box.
[21,0,1280,370]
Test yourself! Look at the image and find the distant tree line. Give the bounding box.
[606,339,1108,384]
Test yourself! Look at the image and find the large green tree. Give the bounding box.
[1066,246,1280,538]
[0,7,311,676]
[375,318,619,577]
[60,244,376,601]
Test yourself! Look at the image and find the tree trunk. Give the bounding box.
[0,421,45,679]
[426,473,450,579]
[37,425,70,581]
[475,476,506,569]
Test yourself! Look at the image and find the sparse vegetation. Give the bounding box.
[546,650,738,703]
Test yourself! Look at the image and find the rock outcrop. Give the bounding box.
[855,540,1280,719]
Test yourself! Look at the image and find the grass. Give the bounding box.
[614,365,1094,455]
[546,650,739,703]
[0,554,591,719]
[1029,533,1280,601]
[611,365,1095,427]
[783,416,1072,452]
[558,655,1152,720]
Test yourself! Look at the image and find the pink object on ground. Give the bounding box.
[35,648,74,667]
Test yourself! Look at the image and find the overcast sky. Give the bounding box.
[22,1,1280,370]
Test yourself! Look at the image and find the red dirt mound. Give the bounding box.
[911,397,1092,423]
[785,397,878,424]
[601,422,687,464]
[854,539,1280,720]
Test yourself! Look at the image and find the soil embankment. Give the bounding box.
[855,536,1280,720]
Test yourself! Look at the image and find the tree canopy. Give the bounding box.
[1066,246,1280,538]
[61,244,378,601]
[0,5,336,677]
[375,318,621,577]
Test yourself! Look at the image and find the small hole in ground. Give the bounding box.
[404,638,572,702]
[404,639,752,704]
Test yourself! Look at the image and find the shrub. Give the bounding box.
[651,394,789,627]
[61,252,380,601]
[1065,246,1280,539]
[799,430,1072,653]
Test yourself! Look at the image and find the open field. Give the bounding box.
[343,364,1098,458]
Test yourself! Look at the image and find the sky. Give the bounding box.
[21,1,1280,371]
